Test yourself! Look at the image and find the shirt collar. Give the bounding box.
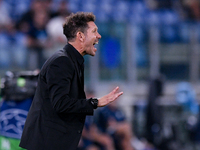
[64,43,84,66]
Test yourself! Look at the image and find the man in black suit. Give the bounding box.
[19,12,123,150]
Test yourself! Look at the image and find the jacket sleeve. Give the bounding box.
[46,56,94,115]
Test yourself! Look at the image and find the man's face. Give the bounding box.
[83,21,101,56]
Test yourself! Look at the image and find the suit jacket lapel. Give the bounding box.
[74,60,83,86]
[63,45,84,87]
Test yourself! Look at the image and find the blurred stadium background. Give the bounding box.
[0,0,200,150]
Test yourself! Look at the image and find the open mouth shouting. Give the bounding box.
[93,41,99,51]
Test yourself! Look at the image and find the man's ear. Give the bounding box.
[77,31,85,42]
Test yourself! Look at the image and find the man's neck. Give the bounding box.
[68,41,84,56]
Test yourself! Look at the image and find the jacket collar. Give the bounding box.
[63,43,85,89]
[63,43,84,66]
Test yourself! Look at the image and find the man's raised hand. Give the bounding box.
[97,86,123,107]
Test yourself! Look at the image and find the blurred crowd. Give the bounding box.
[0,0,70,70]
[0,0,199,71]
[146,0,200,21]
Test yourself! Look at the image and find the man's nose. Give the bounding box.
[97,32,101,39]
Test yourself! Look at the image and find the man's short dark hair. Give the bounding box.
[63,12,95,41]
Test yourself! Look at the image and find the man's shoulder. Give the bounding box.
[47,49,69,63]
[40,49,71,73]
[52,49,68,58]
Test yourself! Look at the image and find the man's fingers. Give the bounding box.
[97,86,123,107]
[118,91,123,96]
[114,91,123,100]
[112,86,120,94]
[110,87,123,99]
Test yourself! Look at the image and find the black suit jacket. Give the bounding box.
[19,44,94,150]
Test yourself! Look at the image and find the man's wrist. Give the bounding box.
[89,98,98,109]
